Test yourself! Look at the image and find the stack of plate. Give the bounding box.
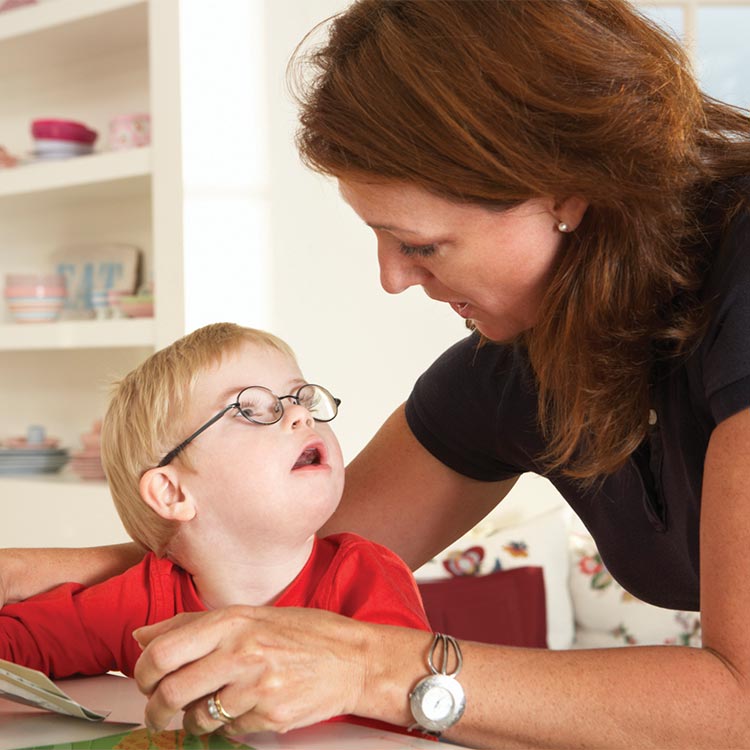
[69,449,106,481]
[70,420,106,481]
[0,446,69,475]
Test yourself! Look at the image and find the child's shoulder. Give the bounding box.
[319,532,410,569]
[121,550,185,583]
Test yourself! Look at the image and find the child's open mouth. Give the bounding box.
[292,445,323,469]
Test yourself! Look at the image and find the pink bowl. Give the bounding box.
[118,294,154,318]
[5,274,66,301]
[5,286,66,298]
[7,299,64,308]
[5,436,60,449]
[31,119,98,145]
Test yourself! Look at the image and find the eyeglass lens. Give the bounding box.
[237,384,338,424]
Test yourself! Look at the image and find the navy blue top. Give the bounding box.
[406,180,750,611]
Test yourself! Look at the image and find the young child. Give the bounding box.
[0,323,429,687]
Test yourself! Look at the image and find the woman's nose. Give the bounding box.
[378,243,431,295]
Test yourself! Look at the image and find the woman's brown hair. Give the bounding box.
[291,0,750,482]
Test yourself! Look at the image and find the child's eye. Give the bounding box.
[399,242,436,258]
[300,393,321,412]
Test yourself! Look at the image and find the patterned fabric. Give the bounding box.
[569,532,702,648]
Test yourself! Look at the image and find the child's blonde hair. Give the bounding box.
[100,323,296,556]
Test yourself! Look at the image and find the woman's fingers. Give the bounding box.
[133,611,205,648]
[134,607,253,729]
[143,647,245,731]
[159,652,261,736]
[132,605,372,735]
[133,610,231,697]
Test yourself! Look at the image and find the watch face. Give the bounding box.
[421,685,454,721]
[410,674,466,733]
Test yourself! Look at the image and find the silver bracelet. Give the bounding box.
[408,632,466,735]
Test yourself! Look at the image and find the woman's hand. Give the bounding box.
[133,606,374,736]
[0,550,22,607]
[0,565,9,608]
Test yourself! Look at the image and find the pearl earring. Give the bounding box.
[556,221,570,233]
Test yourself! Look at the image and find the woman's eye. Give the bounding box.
[399,242,436,258]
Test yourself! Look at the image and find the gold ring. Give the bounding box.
[207,691,235,723]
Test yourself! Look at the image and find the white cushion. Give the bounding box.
[569,531,702,648]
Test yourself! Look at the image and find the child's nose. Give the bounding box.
[286,402,314,429]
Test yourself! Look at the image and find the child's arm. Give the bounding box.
[0,543,145,607]
[326,536,431,631]
[0,555,157,678]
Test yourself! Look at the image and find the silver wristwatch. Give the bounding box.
[409,633,466,735]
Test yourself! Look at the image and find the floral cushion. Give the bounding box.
[569,531,702,648]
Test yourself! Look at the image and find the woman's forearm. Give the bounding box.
[361,628,748,749]
[0,542,144,605]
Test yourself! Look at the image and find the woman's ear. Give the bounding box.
[555,195,589,231]
[139,467,196,523]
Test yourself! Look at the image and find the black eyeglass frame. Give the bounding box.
[156,384,341,468]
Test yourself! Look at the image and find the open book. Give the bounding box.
[0,659,109,721]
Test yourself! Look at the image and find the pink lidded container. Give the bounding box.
[31,119,98,160]
[4,273,67,323]
[108,113,151,150]
[31,119,98,144]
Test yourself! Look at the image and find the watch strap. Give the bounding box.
[408,633,466,735]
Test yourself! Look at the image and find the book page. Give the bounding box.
[0,659,109,721]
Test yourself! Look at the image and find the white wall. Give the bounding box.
[263,0,467,462]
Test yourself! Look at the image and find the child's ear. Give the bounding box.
[139,467,196,522]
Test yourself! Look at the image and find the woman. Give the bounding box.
[4,1,750,747]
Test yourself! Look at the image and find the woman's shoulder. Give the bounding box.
[701,176,750,285]
[690,176,750,422]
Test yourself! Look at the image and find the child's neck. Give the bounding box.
[180,535,316,610]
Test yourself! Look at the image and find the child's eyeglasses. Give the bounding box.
[156,384,341,467]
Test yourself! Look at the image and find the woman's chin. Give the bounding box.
[471,318,527,344]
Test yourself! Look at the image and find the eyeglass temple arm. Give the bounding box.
[156,404,237,467]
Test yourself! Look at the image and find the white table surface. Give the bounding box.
[0,673,461,749]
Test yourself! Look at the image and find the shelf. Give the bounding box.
[0,147,151,201]
[0,0,147,75]
[0,317,155,351]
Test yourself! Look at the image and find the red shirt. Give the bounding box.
[0,533,429,678]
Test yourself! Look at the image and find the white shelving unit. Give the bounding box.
[0,318,155,351]
[0,0,183,546]
[0,147,151,199]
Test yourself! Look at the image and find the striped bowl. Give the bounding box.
[4,274,67,323]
